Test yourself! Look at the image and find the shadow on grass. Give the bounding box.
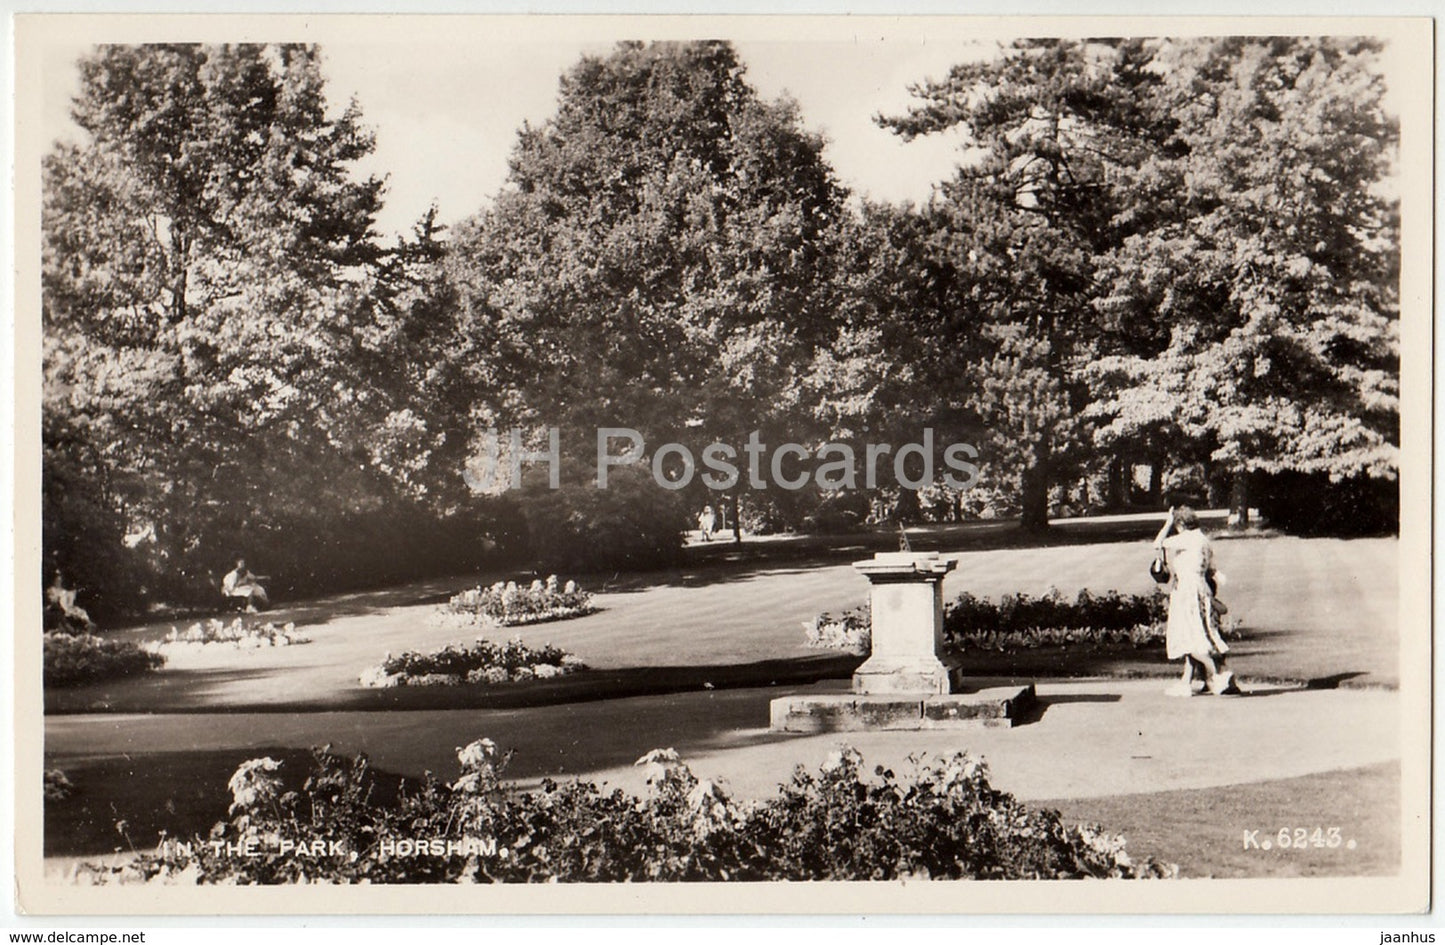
[44,654,866,715]
[45,668,280,714]
[43,747,414,858]
[594,516,1184,595]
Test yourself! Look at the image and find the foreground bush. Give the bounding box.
[71,741,1175,884]
[434,576,595,629]
[43,632,165,687]
[359,637,586,688]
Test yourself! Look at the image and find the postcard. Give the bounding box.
[11,12,1432,916]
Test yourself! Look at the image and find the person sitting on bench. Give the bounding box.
[221,557,270,613]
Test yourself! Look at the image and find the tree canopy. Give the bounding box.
[42,43,466,607]
[445,41,849,478]
[40,36,1403,613]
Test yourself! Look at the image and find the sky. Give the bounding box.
[39,22,1411,240]
[43,31,984,239]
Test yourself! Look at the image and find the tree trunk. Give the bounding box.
[1144,455,1164,508]
[1018,438,1051,532]
[1228,472,1251,529]
[730,492,742,544]
[892,486,920,524]
[1206,465,1229,508]
[1106,455,1126,510]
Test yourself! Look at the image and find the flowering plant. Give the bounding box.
[434,575,596,629]
[806,588,1241,653]
[802,607,870,652]
[75,742,1175,885]
[147,619,309,654]
[44,632,165,687]
[227,758,283,814]
[359,637,586,688]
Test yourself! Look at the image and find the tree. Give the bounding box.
[446,41,849,540]
[879,39,1178,529]
[1085,37,1400,524]
[42,43,422,606]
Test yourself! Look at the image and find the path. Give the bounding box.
[45,678,1398,803]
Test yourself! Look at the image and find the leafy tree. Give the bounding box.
[1085,37,1400,523]
[42,43,434,606]
[879,39,1176,529]
[446,41,848,538]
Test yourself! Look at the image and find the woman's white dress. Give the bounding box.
[1162,529,1228,661]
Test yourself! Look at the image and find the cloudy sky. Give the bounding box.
[42,23,990,238]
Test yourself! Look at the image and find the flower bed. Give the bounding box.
[45,769,76,802]
[803,607,870,652]
[807,588,1240,652]
[145,619,310,656]
[43,632,165,687]
[946,588,1169,638]
[433,576,596,629]
[359,637,586,688]
[69,741,1176,884]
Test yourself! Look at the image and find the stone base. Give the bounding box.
[850,657,963,696]
[769,684,1036,733]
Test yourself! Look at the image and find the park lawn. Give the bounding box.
[1041,762,1401,879]
[45,530,1400,714]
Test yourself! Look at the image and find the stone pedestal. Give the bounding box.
[770,551,1035,732]
[850,552,957,695]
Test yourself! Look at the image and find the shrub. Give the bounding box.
[43,632,165,687]
[359,637,586,688]
[435,576,595,629]
[518,467,689,573]
[945,588,1169,643]
[70,742,1176,884]
[1252,471,1398,537]
[45,769,76,802]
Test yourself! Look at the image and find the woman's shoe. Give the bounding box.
[1211,671,1242,695]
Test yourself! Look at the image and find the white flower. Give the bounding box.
[635,747,684,785]
[227,758,282,813]
[819,745,863,774]
[456,738,498,771]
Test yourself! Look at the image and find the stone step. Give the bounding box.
[769,684,1036,733]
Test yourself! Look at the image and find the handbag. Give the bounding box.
[1149,552,1170,584]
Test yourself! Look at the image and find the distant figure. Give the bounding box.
[698,505,716,541]
[222,557,270,612]
[1153,506,1239,696]
[44,571,94,634]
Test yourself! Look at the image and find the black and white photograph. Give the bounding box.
[8,12,1432,917]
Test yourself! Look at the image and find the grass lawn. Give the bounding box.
[46,528,1399,714]
[1042,762,1400,878]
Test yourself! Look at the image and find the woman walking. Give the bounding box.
[1153,506,1239,695]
